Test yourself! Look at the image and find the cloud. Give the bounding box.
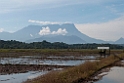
[0,0,122,14]
[0,0,84,13]
[28,20,71,25]
[0,0,57,13]
[39,27,51,35]
[39,27,68,36]
[52,28,68,35]
[75,16,124,41]
[0,28,4,32]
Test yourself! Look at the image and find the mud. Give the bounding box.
[0,64,70,75]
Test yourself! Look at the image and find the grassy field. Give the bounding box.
[0,49,123,56]
[24,53,124,83]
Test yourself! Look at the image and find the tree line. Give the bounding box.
[0,40,123,49]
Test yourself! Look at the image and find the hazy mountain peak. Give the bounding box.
[115,37,124,44]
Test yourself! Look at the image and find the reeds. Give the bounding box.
[25,53,124,83]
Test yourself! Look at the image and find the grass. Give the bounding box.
[0,49,99,57]
[0,49,123,56]
[24,53,124,83]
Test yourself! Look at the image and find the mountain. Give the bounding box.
[0,23,107,44]
[20,23,106,43]
[115,37,124,44]
[52,23,106,43]
[12,25,42,41]
[26,35,86,44]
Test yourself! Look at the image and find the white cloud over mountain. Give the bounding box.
[39,27,68,36]
[28,20,71,25]
[52,28,68,35]
[39,27,51,35]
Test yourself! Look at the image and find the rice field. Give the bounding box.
[0,49,123,83]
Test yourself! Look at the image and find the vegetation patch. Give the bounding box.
[24,53,124,83]
[0,40,123,49]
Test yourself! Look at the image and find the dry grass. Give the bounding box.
[0,49,123,58]
[24,53,124,83]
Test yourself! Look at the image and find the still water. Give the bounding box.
[0,55,97,66]
[0,55,98,83]
[95,67,124,83]
[0,71,48,83]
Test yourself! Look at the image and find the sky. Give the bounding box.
[0,0,124,41]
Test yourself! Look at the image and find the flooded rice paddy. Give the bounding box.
[95,66,124,83]
[0,71,48,83]
[0,54,99,83]
[0,54,124,83]
[0,55,98,66]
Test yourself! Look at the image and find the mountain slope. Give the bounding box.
[12,25,42,41]
[26,35,86,44]
[115,37,124,44]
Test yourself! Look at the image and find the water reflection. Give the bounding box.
[0,55,97,66]
[0,55,98,83]
[47,55,98,60]
[0,71,48,83]
[0,57,87,66]
[95,67,124,83]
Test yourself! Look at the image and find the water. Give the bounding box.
[0,57,86,66]
[47,55,98,60]
[0,71,48,83]
[0,55,97,83]
[0,56,97,66]
[95,67,124,83]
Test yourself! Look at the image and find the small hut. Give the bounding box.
[97,47,110,57]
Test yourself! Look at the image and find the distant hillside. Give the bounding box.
[0,40,123,49]
[26,35,86,44]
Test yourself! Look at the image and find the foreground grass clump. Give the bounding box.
[25,53,124,83]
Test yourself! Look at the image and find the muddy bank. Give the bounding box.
[0,64,70,75]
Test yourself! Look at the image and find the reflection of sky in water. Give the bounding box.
[95,67,124,83]
[42,60,86,66]
[0,56,96,66]
[0,58,87,66]
[47,55,97,59]
[0,71,48,83]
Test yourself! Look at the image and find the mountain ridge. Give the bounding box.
[0,23,122,44]
[26,35,86,44]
